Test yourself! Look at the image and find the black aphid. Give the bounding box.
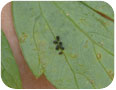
[53,35,64,55]
[53,40,58,44]
[56,36,60,41]
[56,45,60,50]
[59,51,63,55]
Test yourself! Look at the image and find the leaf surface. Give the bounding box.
[12,1,114,89]
[1,31,22,89]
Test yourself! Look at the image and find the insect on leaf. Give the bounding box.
[12,1,114,89]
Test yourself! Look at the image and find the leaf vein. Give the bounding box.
[53,2,113,56]
[80,1,114,22]
[39,2,79,88]
[92,44,113,80]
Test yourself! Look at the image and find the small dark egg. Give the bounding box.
[59,42,62,45]
[56,36,60,41]
[56,45,60,50]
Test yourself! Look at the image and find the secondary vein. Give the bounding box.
[80,1,114,22]
[53,2,113,56]
[38,2,79,88]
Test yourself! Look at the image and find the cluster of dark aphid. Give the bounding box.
[53,36,64,55]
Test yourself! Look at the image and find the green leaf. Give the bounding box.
[1,31,22,89]
[12,1,114,89]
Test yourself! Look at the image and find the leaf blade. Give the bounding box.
[12,1,114,88]
[1,31,22,89]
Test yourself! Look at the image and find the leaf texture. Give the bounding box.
[12,1,114,89]
[1,31,22,89]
